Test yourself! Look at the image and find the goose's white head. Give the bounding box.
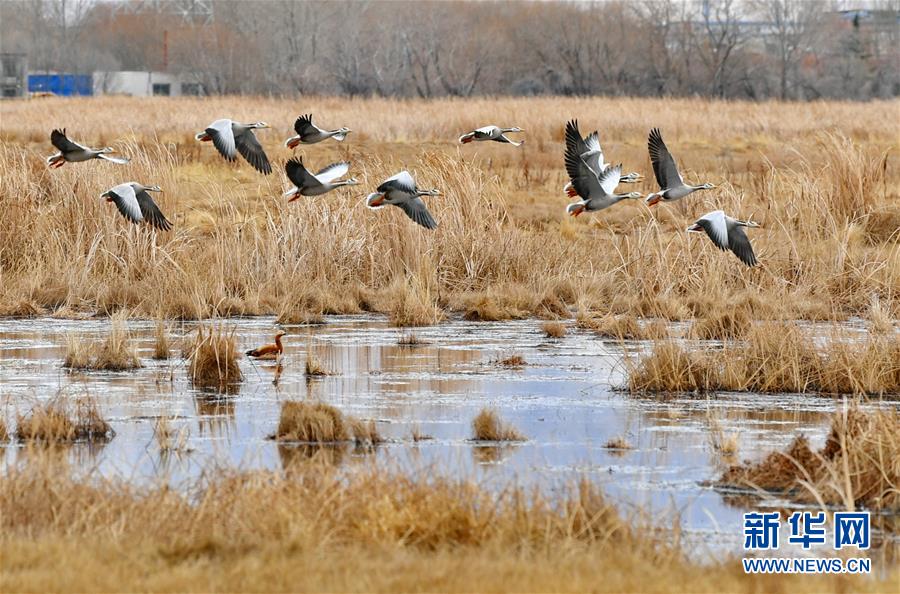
[251,121,271,129]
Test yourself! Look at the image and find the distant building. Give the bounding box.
[94,71,203,97]
[0,53,28,98]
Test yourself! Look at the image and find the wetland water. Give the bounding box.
[0,315,893,555]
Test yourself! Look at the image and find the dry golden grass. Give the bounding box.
[719,406,898,510]
[0,417,8,443]
[153,415,190,454]
[397,331,425,346]
[63,314,141,371]
[152,321,170,360]
[1,453,896,593]
[0,96,896,325]
[471,408,525,442]
[495,354,527,368]
[14,396,113,443]
[273,400,380,445]
[187,325,242,390]
[690,307,753,341]
[579,313,669,340]
[627,323,900,395]
[541,320,566,338]
[304,347,330,377]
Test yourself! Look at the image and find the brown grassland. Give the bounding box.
[0,96,897,324]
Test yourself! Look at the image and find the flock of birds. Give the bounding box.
[45,114,759,267]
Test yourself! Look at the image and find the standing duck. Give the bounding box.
[687,210,759,267]
[365,171,440,230]
[46,129,129,168]
[563,120,641,196]
[99,182,172,231]
[195,119,272,174]
[645,128,714,206]
[246,331,286,360]
[284,114,351,148]
[283,157,359,201]
[459,125,524,146]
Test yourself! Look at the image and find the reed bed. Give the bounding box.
[187,325,242,390]
[578,313,669,340]
[627,323,900,395]
[14,396,113,444]
[471,408,525,442]
[0,96,896,325]
[718,406,899,511]
[541,320,566,338]
[152,321,171,360]
[273,400,381,446]
[1,451,894,593]
[63,314,141,371]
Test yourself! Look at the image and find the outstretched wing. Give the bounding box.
[564,120,589,163]
[207,119,237,161]
[648,128,683,189]
[135,190,172,231]
[695,210,729,252]
[103,183,142,224]
[564,149,604,200]
[51,129,86,153]
[314,161,350,184]
[293,114,319,140]
[581,131,605,173]
[285,157,318,189]
[379,171,417,196]
[728,224,758,267]
[597,164,622,196]
[234,128,272,175]
[97,153,129,164]
[398,197,438,230]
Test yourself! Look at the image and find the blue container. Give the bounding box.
[27,74,93,96]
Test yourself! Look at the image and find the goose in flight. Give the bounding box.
[46,129,129,168]
[366,171,440,230]
[564,136,641,217]
[645,128,714,206]
[246,331,286,360]
[687,210,759,267]
[284,114,351,148]
[563,120,641,196]
[99,182,172,231]
[459,125,524,146]
[283,158,359,201]
[195,119,272,174]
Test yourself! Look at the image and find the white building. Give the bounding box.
[93,71,203,97]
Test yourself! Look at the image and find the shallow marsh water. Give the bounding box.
[1,315,896,557]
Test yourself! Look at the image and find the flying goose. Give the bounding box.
[46,129,129,168]
[99,182,172,231]
[283,158,359,201]
[284,114,351,148]
[645,128,714,206]
[195,119,272,174]
[687,210,759,267]
[365,171,440,230]
[564,135,641,217]
[563,120,641,196]
[459,125,524,146]
[246,331,286,360]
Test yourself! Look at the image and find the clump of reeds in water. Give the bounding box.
[603,436,632,451]
[397,332,425,346]
[495,354,526,368]
[273,401,382,446]
[541,321,566,338]
[153,416,190,454]
[63,315,141,371]
[577,313,668,341]
[471,408,524,442]
[304,344,330,377]
[187,325,242,390]
[718,406,898,510]
[14,397,114,443]
[627,323,900,395]
[152,321,170,360]
[689,307,752,341]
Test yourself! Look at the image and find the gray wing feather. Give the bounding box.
[398,198,437,230]
[648,128,683,189]
[234,128,272,175]
[728,225,758,267]
[135,190,172,231]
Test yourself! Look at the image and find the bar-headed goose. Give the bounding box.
[645,128,714,206]
[365,171,440,230]
[283,157,359,201]
[459,125,524,146]
[563,120,641,196]
[195,119,272,174]
[687,210,759,267]
[46,129,129,168]
[284,114,351,148]
[99,182,172,231]
[564,134,641,217]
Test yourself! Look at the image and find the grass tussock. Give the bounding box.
[690,307,753,341]
[410,425,433,442]
[152,321,171,360]
[63,315,141,371]
[495,354,526,368]
[14,397,113,444]
[187,325,242,390]
[471,408,525,442]
[604,436,633,451]
[304,349,330,377]
[541,320,566,338]
[718,406,899,510]
[579,313,668,341]
[628,323,900,395]
[397,332,425,346]
[153,416,190,454]
[274,401,382,445]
